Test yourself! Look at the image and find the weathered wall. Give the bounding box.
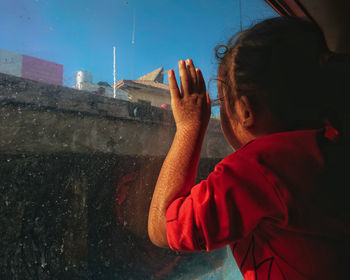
[0,73,230,158]
[129,87,171,107]
[0,73,242,279]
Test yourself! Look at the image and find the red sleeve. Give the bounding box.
[166,155,285,252]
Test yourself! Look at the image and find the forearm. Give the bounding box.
[148,59,210,247]
[148,127,205,247]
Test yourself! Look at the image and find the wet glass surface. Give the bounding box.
[1,1,277,279]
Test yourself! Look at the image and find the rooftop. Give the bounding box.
[114,67,169,92]
[136,67,164,83]
[115,79,169,91]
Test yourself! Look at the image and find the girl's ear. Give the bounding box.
[238,96,255,128]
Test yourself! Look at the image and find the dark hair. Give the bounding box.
[216,16,349,139]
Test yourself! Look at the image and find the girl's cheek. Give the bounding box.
[220,109,238,150]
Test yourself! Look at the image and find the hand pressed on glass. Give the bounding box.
[148,59,210,248]
[168,59,211,133]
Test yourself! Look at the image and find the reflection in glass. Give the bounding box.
[1,0,277,278]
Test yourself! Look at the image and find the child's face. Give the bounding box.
[217,77,260,150]
[217,79,245,150]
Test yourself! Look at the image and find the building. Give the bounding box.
[73,67,170,107]
[115,67,171,108]
[74,70,129,100]
[0,48,63,86]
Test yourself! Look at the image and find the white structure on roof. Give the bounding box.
[75,70,93,90]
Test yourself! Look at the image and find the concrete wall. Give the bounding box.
[125,84,171,107]
[131,87,170,107]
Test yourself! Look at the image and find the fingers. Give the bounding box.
[206,92,211,113]
[196,68,206,94]
[168,69,181,100]
[178,60,190,97]
[186,59,197,91]
[175,59,206,98]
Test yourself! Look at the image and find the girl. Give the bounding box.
[148,17,349,279]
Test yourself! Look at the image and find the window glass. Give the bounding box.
[1,0,277,279]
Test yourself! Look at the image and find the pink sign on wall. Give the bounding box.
[22,55,63,86]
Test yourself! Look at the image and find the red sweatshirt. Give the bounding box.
[166,128,350,279]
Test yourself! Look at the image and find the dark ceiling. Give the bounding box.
[264,0,350,53]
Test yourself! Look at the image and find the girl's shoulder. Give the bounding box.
[221,128,325,167]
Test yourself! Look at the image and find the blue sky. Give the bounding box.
[1,0,277,95]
